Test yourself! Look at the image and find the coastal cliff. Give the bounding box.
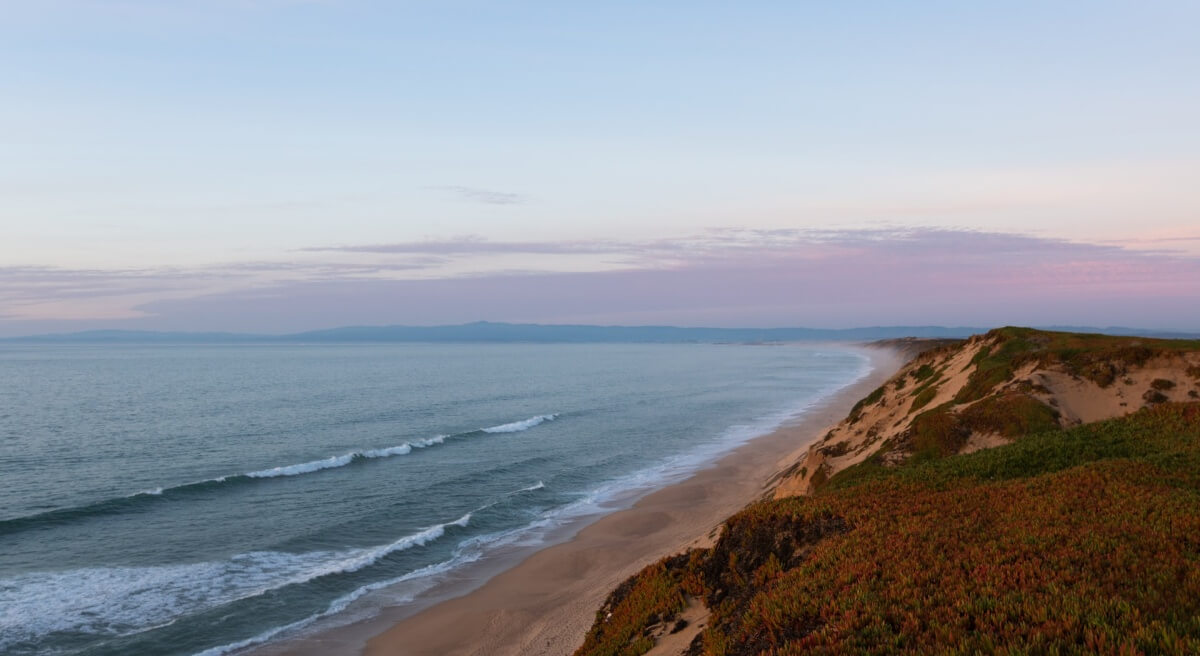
[574,328,1200,655]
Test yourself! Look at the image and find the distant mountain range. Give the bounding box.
[3,321,1198,343]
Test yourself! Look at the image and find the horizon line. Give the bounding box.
[3,321,1198,342]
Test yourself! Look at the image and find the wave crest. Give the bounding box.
[482,414,558,433]
[0,413,554,535]
[245,434,448,479]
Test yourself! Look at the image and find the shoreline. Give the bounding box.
[263,344,905,656]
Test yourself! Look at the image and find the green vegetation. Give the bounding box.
[957,328,1200,402]
[906,391,1059,462]
[576,330,1200,656]
[828,401,1185,493]
[905,363,945,411]
[908,402,966,458]
[954,334,1032,403]
[908,385,939,413]
[908,326,1197,456]
[847,386,886,424]
[912,363,937,382]
[958,391,1060,439]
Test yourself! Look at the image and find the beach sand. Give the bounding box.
[269,344,904,656]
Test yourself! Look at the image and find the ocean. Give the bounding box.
[0,342,869,656]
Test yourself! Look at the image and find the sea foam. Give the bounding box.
[482,414,557,433]
[194,497,557,656]
[0,512,472,652]
[246,452,358,478]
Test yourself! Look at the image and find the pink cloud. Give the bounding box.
[2,227,1198,335]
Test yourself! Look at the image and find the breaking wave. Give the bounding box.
[481,414,557,433]
[0,512,473,653]
[0,414,557,536]
[245,434,447,479]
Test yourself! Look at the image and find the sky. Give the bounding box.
[2,0,1198,335]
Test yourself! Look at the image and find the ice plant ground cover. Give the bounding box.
[577,401,1200,656]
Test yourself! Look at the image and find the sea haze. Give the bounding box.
[0,342,868,656]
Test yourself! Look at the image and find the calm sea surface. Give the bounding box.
[0,342,868,655]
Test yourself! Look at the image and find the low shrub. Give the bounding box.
[912,364,936,382]
[957,392,1060,438]
[847,386,886,424]
[908,404,968,458]
[908,385,939,413]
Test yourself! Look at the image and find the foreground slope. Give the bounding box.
[575,329,1200,656]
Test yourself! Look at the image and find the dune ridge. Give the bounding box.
[773,327,1200,497]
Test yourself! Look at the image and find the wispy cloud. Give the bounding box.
[0,256,446,322]
[1097,234,1200,247]
[3,227,1199,334]
[301,237,625,255]
[426,186,528,206]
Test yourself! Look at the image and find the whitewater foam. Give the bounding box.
[360,434,445,459]
[194,497,570,656]
[246,434,449,478]
[482,414,557,433]
[192,549,480,656]
[0,513,472,652]
[246,452,358,478]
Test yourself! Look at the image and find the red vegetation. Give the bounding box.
[577,403,1200,655]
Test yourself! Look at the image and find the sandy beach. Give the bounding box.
[258,344,904,656]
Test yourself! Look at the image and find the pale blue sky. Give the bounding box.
[2,1,1198,332]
